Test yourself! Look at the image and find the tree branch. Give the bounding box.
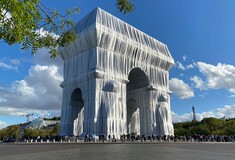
[36,3,56,28]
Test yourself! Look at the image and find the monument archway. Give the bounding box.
[70,88,84,136]
[59,8,175,138]
[127,68,149,91]
[126,68,149,135]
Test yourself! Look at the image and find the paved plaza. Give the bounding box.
[0,142,235,160]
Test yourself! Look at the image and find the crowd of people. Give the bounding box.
[2,133,235,143]
[82,132,235,143]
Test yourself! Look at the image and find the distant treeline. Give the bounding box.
[174,117,235,136]
[43,116,60,121]
[0,124,60,142]
[1,117,235,142]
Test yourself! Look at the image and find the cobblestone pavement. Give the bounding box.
[0,142,235,160]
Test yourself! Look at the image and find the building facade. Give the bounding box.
[59,8,174,138]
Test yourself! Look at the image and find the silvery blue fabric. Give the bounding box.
[59,8,174,137]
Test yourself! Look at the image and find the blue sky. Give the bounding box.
[1,0,235,128]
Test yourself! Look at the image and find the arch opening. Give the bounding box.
[126,68,149,135]
[70,88,84,136]
[127,68,149,91]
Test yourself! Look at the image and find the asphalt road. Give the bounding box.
[0,142,234,160]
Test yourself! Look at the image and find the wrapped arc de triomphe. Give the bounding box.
[59,8,174,138]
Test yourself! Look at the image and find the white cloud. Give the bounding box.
[198,92,208,98]
[171,111,192,122]
[172,104,235,122]
[32,48,63,74]
[176,61,185,70]
[183,55,187,61]
[229,89,235,97]
[36,28,59,39]
[186,64,194,69]
[196,62,235,95]
[190,76,206,90]
[176,61,194,71]
[10,59,20,65]
[12,80,36,97]
[0,58,20,71]
[0,49,63,116]
[0,97,6,102]
[0,121,8,129]
[0,107,50,117]
[0,61,17,71]
[169,78,194,99]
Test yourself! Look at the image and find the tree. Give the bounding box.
[189,125,210,135]
[116,0,134,14]
[24,128,40,138]
[174,127,189,136]
[50,124,60,136]
[0,128,7,140]
[0,0,134,58]
[201,117,223,134]
[173,117,235,136]
[6,125,20,139]
[224,120,235,135]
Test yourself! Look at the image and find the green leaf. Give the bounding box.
[116,0,134,15]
